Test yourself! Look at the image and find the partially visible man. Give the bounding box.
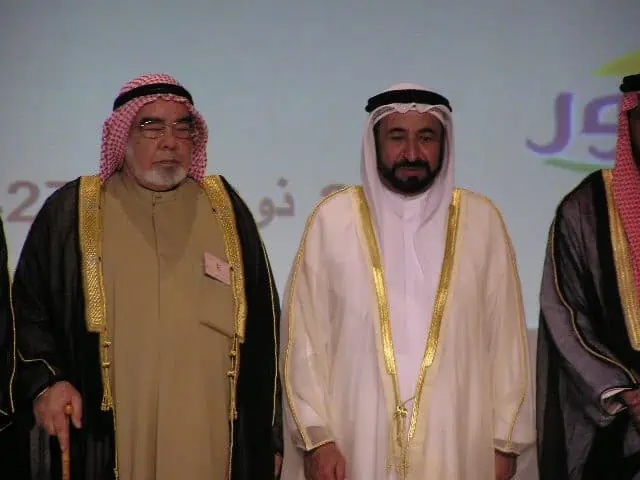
[537,73,640,479]
[11,73,282,479]
[0,215,15,439]
[280,83,535,480]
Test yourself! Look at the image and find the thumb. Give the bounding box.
[70,393,83,429]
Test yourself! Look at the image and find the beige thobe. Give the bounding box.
[102,172,234,480]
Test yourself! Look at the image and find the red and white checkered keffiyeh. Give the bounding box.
[612,89,640,294]
[99,73,208,183]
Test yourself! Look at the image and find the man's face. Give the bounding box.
[630,106,639,162]
[375,110,444,195]
[124,99,194,191]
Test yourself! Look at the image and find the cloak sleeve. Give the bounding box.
[281,213,334,452]
[538,204,637,429]
[0,217,14,429]
[12,196,66,408]
[219,177,282,480]
[485,207,535,455]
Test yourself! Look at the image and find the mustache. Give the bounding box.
[390,159,431,174]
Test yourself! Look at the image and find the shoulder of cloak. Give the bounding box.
[456,188,507,226]
[205,175,266,302]
[29,177,83,230]
[43,177,82,210]
[302,184,357,234]
[214,175,259,234]
[554,169,607,224]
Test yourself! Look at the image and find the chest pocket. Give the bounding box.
[192,197,237,340]
[197,252,236,339]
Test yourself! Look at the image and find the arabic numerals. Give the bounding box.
[4,180,67,222]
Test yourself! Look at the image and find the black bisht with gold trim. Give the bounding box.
[9,176,282,480]
[537,170,640,479]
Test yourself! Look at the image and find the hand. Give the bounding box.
[303,442,347,480]
[275,453,282,477]
[33,381,83,453]
[622,389,640,427]
[495,450,517,480]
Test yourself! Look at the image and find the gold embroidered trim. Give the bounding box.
[79,176,119,477]
[7,251,16,414]
[602,169,640,351]
[550,218,637,382]
[494,444,522,455]
[490,199,528,448]
[458,189,529,449]
[259,236,279,427]
[355,186,461,478]
[18,350,57,376]
[78,176,114,413]
[226,336,241,476]
[200,175,248,477]
[201,176,247,341]
[283,186,353,451]
[502,235,528,447]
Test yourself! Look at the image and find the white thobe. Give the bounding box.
[280,186,535,480]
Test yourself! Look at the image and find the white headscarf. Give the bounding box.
[360,82,455,404]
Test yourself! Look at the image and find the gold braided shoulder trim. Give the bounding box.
[355,186,461,478]
[602,169,640,351]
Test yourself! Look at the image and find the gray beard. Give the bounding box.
[138,164,188,190]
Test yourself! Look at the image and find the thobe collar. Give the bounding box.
[381,181,443,223]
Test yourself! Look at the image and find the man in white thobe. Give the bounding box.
[280,83,535,480]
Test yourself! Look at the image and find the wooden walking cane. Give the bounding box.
[62,403,73,480]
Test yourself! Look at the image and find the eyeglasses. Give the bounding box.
[136,119,194,140]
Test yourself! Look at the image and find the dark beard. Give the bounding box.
[377,157,442,195]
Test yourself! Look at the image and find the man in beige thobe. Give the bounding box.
[11,73,282,480]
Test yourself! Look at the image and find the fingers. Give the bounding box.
[70,393,83,429]
[334,456,347,480]
[34,402,53,435]
[630,409,640,428]
[320,456,343,480]
[33,382,84,447]
[318,468,332,480]
[314,459,331,480]
[53,412,70,453]
[629,402,640,418]
[309,465,321,480]
[304,444,346,480]
[622,390,640,409]
[43,417,56,437]
[627,394,640,407]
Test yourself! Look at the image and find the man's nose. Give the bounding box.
[158,128,178,148]
[405,139,419,161]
